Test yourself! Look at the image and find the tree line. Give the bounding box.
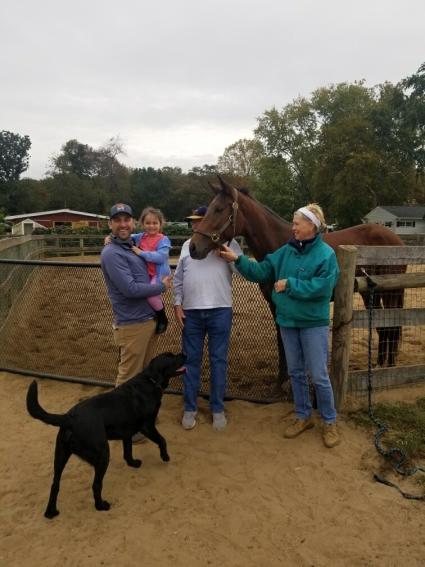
[1,62,424,228]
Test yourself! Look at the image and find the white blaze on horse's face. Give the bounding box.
[292,215,317,241]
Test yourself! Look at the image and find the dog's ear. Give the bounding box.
[148,353,185,385]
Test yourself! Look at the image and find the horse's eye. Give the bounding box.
[215,207,225,213]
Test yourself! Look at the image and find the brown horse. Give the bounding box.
[189,176,405,384]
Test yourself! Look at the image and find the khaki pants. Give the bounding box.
[113,319,157,387]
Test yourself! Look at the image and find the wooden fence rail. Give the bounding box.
[355,272,425,292]
[331,245,425,409]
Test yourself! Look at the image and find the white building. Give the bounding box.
[11,219,48,236]
[363,206,425,235]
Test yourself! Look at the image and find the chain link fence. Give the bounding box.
[0,258,280,402]
[1,252,424,401]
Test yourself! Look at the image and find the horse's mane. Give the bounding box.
[236,187,291,225]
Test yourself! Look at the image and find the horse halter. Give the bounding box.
[192,190,239,245]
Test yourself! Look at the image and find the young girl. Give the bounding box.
[131,207,171,334]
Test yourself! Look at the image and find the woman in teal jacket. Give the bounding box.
[220,203,340,448]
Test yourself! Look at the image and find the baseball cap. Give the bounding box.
[110,203,134,219]
[185,205,207,221]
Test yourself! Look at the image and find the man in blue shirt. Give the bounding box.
[101,203,172,387]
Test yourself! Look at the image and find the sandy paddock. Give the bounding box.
[1,371,425,567]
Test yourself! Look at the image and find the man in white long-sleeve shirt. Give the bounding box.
[174,206,242,431]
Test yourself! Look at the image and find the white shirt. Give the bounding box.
[173,239,242,309]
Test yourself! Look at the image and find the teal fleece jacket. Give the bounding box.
[235,236,339,328]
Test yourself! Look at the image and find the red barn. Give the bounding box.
[5,209,109,234]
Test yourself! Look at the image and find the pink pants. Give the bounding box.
[147,275,164,311]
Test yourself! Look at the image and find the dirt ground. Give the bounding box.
[1,371,425,567]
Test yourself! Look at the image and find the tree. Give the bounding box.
[255,98,320,206]
[95,136,130,204]
[129,167,176,221]
[254,77,421,226]
[49,139,100,178]
[252,156,297,219]
[217,138,264,177]
[400,62,425,175]
[313,82,417,224]
[6,178,49,215]
[188,164,219,178]
[97,136,126,174]
[0,130,31,183]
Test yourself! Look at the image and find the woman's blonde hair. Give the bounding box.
[295,203,327,233]
[139,207,166,228]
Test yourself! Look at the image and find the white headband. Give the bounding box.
[296,207,321,229]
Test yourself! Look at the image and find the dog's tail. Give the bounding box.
[26,380,68,427]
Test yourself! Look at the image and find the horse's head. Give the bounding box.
[189,176,242,259]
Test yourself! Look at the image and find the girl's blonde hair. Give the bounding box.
[139,207,166,228]
[295,203,327,233]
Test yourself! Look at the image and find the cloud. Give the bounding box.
[1,0,423,178]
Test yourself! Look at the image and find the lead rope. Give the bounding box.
[362,268,425,500]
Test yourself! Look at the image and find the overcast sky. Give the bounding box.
[1,0,423,179]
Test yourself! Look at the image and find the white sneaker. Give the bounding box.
[212,412,227,431]
[182,411,197,430]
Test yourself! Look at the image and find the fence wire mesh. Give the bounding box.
[1,254,424,401]
[0,259,280,402]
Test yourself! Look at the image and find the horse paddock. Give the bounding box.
[1,249,425,565]
[1,371,425,567]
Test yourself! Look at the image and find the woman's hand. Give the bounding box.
[274,279,287,293]
[219,244,238,263]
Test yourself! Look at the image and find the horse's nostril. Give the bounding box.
[189,242,197,258]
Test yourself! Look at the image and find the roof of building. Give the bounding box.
[17,219,48,228]
[5,209,109,221]
[368,206,425,219]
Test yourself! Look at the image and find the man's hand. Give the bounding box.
[219,244,238,263]
[161,275,172,291]
[274,279,287,293]
[174,305,185,328]
[104,235,112,246]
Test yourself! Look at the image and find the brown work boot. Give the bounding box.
[322,422,340,448]
[284,417,315,439]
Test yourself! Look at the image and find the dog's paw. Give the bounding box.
[126,458,142,468]
[95,499,111,511]
[161,453,170,462]
[44,508,59,519]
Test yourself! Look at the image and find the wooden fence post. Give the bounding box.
[331,245,358,410]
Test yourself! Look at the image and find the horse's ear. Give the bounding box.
[217,174,237,199]
[208,180,220,194]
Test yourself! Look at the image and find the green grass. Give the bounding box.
[349,397,425,461]
[349,398,425,493]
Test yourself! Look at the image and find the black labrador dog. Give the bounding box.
[26,351,186,519]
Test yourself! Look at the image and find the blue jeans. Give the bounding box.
[280,326,337,423]
[182,308,232,413]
